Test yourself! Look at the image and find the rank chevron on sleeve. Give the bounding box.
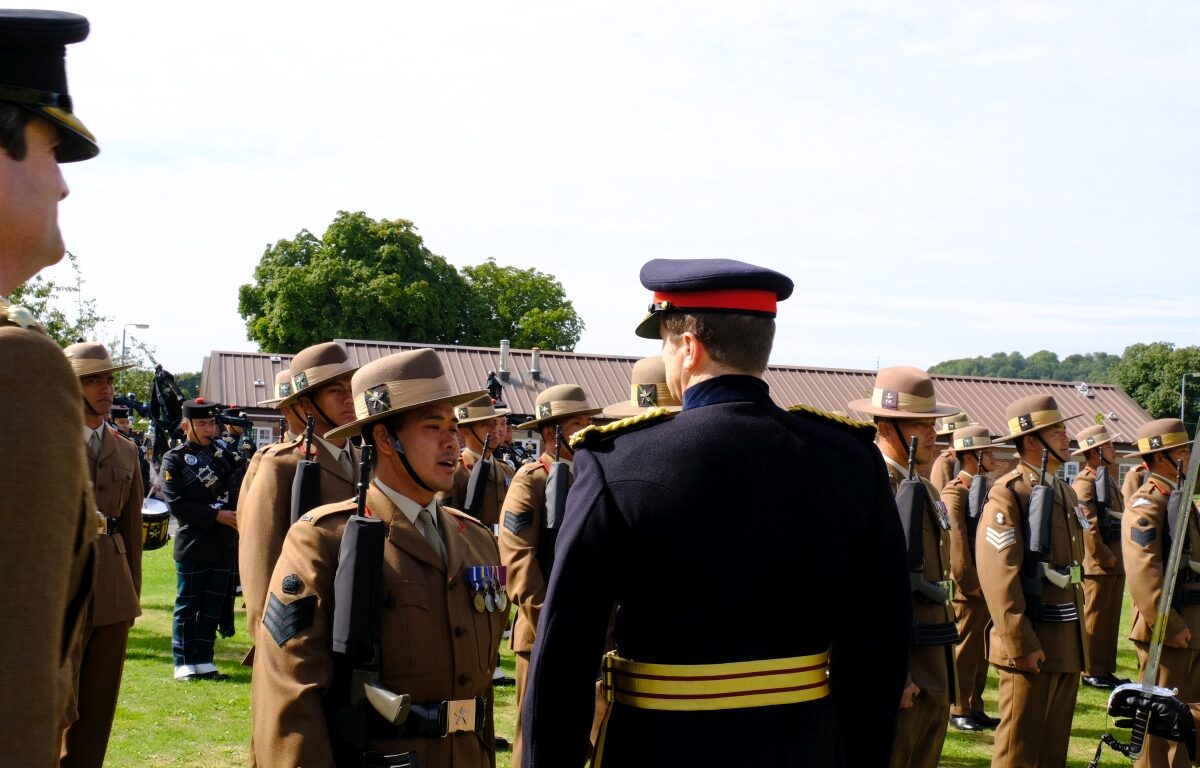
[985,526,1016,552]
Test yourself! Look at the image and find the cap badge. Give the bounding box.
[1018,414,1034,431]
[455,406,469,420]
[636,384,657,407]
[278,382,292,397]
[961,437,974,447]
[1150,436,1163,449]
[538,403,553,419]
[881,390,899,410]
[365,386,390,415]
[293,371,309,391]
[1086,437,1095,445]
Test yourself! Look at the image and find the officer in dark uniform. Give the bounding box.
[162,398,244,680]
[521,259,912,768]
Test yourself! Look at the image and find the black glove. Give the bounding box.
[1110,688,1197,760]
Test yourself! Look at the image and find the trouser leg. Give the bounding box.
[60,620,131,768]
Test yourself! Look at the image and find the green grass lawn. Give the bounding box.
[108,548,1134,767]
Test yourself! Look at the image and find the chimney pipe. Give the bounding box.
[530,347,542,381]
[498,339,511,381]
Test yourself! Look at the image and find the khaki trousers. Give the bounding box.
[888,694,949,768]
[60,619,132,768]
[1134,644,1200,768]
[1083,573,1125,676]
[991,668,1079,768]
[951,598,990,716]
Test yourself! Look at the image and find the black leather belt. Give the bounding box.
[1040,602,1079,623]
[400,696,486,739]
[912,621,959,647]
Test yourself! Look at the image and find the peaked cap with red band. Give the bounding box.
[634,258,795,339]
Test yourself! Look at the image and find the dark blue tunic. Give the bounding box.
[522,375,912,767]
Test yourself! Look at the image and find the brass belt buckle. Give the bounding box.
[442,698,476,735]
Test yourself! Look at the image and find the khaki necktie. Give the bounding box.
[338,448,353,479]
[88,430,101,460]
[417,508,447,565]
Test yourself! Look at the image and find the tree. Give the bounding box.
[8,252,106,347]
[238,212,584,353]
[1110,343,1200,433]
[461,258,584,350]
[929,350,1119,383]
[238,212,482,351]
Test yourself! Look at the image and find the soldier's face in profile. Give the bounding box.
[895,418,937,466]
[80,373,115,417]
[306,378,357,428]
[1040,423,1070,461]
[393,402,461,493]
[1100,442,1117,464]
[0,117,70,291]
[113,417,131,434]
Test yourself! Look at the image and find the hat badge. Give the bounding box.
[962,437,974,447]
[538,403,553,419]
[455,406,469,420]
[881,390,898,410]
[636,384,657,407]
[1150,436,1163,449]
[1086,437,1095,446]
[278,382,292,398]
[1018,414,1034,431]
[365,386,390,415]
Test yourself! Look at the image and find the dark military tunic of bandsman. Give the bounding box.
[238,343,359,658]
[162,398,245,680]
[61,344,145,768]
[1071,424,1129,691]
[849,366,960,768]
[1122,418,1200,768]
[250,348,506,768]
[938,425,1001,732]
[929,413,970,491]
[522,259,911,768]
[445,395,516,530]
[0,13,99,767]
[499,383,602,765]
[976,395,1087,768]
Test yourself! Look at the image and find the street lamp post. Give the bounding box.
[121,323,150,392]
[1180,371,1200,423]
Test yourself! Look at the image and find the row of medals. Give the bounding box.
[468,565,508,613]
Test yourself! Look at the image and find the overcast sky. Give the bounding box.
[37,0,1200,376]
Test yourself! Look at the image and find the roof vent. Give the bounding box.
[530,347,542,381]
[269,355,282,363]
[1076,382,1094,398]
[253,378,265,387]
[498,339,511,382]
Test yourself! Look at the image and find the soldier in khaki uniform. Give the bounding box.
[930,413,971,490]
[238,369,307,501]
[848,366,959,768]
[499,383,601,765]
[1072,424,1129,690]
[239,343,359,651]
[1122,418,1200,768]
[60,344,144,767]
[939,425,1000,732]
[1125,461,1150,507]
[0,13,99,766]
[251,348,506,767]
[444,395,515,529]
[976,395,1086,768]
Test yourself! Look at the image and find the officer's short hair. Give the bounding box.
[0,104,31,160]
[662,312,774,374]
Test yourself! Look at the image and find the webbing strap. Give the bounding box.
[602,650,830,711]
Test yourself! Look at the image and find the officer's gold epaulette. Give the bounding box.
[569,407,675,449]
[787,403,876,442]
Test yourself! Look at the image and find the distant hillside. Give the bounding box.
[929,351,1119,383]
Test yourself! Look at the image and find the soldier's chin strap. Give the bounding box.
[387,427,436,494]
[1034,432,1066,468]
[294,396,339,442]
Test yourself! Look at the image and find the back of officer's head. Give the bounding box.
[661,312,775,375]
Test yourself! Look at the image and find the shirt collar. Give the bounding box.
[464,447,483,462]
[373,478,438,531]
[1150,472,1178,490]
[315,435,348,461]
[84,424,105,444]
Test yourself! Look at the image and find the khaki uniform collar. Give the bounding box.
[373,478,439,532]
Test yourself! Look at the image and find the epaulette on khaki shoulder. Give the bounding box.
[263,437,302,457]
[442,504,493,533]
[787,403,876,442]
[570,407,675,450]
[296,500,357,526]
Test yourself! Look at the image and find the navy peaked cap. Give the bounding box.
[635,258,794,338]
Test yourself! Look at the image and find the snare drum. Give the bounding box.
[142,497,171,551]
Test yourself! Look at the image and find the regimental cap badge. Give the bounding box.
[1086,436,1096,446]
[636,383,658,408]
[881,389,899,410]
[365,385,390,415]
[538,403,553,419]
[293,371,309,391]
[455,406,469,420]
[961,436,974,447]
[1018,414,1034,431]
[1150,435,1163,449]
[278,382,292,398]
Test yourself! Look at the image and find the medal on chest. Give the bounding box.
[466,566,487,613]
[934,500,951,531]
[492,565,508,612]
[1075,504,1091,531]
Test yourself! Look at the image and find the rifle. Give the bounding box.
[895,436,950,605]
[291,415,321,525]
[463,431,493,521]
[277,417,286,443]
[539,424,571,578]
[965,452,988,556]
[328,445,416,767]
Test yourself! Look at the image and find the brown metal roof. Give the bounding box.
[199,341,1152,447]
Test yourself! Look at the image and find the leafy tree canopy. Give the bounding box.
[238,212,585,353]
[928,350,1120,383]
[9,252,106,347]
[1110,343,1200,430]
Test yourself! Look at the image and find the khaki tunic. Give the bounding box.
[0,316,97,768]
[942,471,991,716]
[442,448,515,530]
[1123,464,1148,510]
[238,438,357,648]
[1074,464,1123,576]
[251,485,506,768]
[929,450,957,491]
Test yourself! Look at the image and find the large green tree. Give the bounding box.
[1110,342,1200,432]
[239,212,584,352]
[929,350,1120,383]
[461,258,584,350]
